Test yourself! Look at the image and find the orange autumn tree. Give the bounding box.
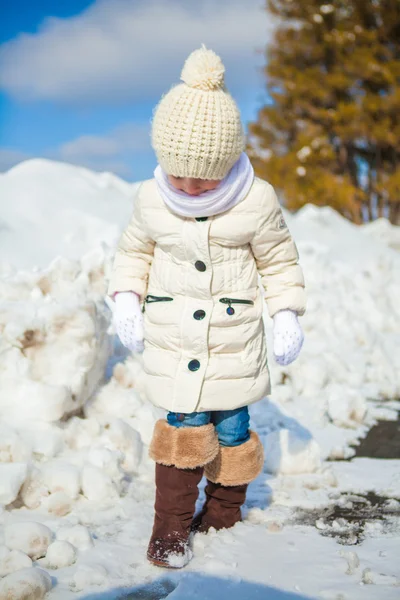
[248,0,400,225]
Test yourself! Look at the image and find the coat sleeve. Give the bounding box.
[106,185,155,302]
[250,183,306,318]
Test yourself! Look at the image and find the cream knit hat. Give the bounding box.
[151,45,245,180]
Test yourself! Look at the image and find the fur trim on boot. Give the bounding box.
[149,419,219,469]
[204,430,264,486]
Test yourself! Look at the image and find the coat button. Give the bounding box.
[193,309,206,320]
[188,359,200,372]
[195,260,206,272]
[195,217,208,222]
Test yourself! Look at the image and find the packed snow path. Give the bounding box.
[0,160,399,599]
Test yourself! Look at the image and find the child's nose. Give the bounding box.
[185,183,201,195]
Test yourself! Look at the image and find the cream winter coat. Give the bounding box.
[107,177,306,413]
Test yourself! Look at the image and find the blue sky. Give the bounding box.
[0,0,273,181]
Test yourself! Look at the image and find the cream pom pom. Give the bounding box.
[181,44,225,91]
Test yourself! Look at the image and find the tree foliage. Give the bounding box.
[248,0,400,224]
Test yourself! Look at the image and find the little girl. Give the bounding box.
[107,46,306,568]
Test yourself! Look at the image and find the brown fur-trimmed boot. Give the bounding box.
[147,419,219,568]
[192,430,264,533]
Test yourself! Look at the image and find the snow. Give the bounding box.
[56,525,93,551]
[0,159,399,598]
[46,541,76,569]
[0,546,32,577]
[263,428,321,475]
[0,158,139,272]
[4,522,53,560]
[0,567,52,599]
[0,463,28,505]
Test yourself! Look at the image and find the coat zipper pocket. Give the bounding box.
[142,294,173,313]
[219,297,254,316]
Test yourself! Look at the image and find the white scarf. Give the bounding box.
[154,152,254,218]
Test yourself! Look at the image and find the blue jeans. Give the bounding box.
[167,407,250,447]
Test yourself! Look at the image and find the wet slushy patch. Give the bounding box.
[295,492,400,545]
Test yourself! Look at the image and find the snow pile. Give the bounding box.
[268,204,400,461]
[0,247,113,423]
[0,158,139,272]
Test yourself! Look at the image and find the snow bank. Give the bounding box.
[272,203,400,459]
[0,158,139,271]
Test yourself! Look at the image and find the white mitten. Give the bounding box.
[273,309,304,366]
[106,291,144,353]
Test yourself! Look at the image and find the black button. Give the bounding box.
[195,260,206,272]
[188,359,200,372]
[195,217,208,222]
[193,309,206,320]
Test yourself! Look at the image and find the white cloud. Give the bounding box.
[57,122,151,176]
[60,123,150,160]
[0,0,274,106]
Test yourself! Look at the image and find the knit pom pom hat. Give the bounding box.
[151,45,245,180]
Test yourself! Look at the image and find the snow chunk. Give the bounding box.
[56,525,93,551]
[4,522,53,560]
[0,463,28,505]
[0,379,70,422]
[72,564,107,591]
[44,491,73,517]
[41,461,80,500]
[20,457,78,513]
[0,546,32,576]
[105,419,143,473]
[0,424,31,462]
[326,385,367,428]
[64,416,102,450]
[264,429,321,475]
[20,467,50,510]
[46,540,76,569]
[81,464,119,502]
[0,567,52,599]
[340,550,360,575]
[166,548,192,569]
[362,568,399,586]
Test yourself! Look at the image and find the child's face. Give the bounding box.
[167,175,220,196]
